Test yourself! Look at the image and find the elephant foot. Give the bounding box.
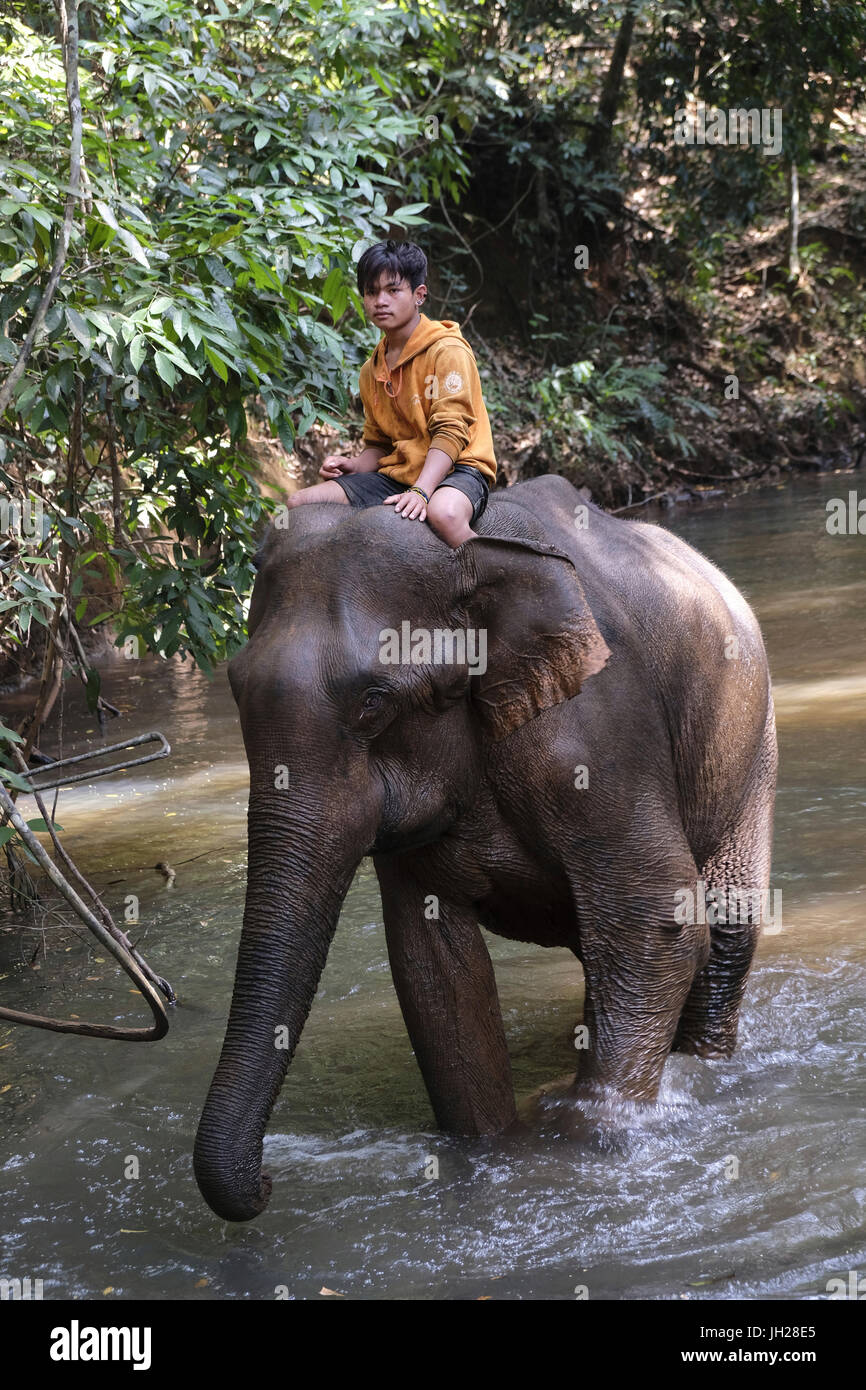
[520,1076,646,1153]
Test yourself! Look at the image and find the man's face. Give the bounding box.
[363,272,425,332]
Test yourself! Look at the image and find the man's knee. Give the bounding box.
[427,498,475,548]
[428,489,472,530]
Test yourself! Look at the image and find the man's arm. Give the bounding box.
[414,447,455,497]
[320,361,393,478]
[319,442,387,479]
[382,446,453,519]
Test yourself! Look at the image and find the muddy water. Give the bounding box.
[1,475,864,1300]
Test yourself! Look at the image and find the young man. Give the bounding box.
[286,240,497,547]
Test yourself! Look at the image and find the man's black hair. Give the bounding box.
[356,240,427,297]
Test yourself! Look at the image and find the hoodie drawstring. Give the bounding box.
[384,364,403,398]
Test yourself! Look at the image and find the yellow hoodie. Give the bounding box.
[358,313,497,487]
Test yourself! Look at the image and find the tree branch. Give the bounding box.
[0,777,169,1040]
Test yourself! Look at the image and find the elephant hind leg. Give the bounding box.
[673,706,777,1058]
[670,872,762,1058]
[573,908,710,1102]
[568,824,711,1103]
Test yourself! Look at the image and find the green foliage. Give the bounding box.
[0,721,33,791]
[0,0,862,692]
[533,357,718,465]
[0,816,63,848]
[636,0,866,246]
[0,0,469,668]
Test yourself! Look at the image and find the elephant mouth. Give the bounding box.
[371,804,466,857]
[370,825,441,855]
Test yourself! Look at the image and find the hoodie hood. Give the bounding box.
[372,313,467,380]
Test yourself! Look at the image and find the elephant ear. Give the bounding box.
[455,535,610,740]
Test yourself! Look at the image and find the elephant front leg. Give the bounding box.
[376,858,517,1136]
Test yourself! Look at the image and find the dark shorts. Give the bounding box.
[335,462,489,525]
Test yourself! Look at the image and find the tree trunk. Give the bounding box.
[787,159,801,278]
[585,3,638,168]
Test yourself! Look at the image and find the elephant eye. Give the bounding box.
[352,686,396,736]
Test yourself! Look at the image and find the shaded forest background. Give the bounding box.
[1,0,865,752]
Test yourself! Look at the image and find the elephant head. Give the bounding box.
[193,504,609,1221]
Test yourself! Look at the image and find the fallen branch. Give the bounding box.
[672,463,762,482]
[10,744,175,1004]
[611,490,672,514]
[0,778,170,1041]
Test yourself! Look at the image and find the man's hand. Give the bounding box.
[319,454,356,480]
[384,489,427,521]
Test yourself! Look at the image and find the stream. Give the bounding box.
[1,474,864,1300]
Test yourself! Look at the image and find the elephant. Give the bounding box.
[193,474,777,1222]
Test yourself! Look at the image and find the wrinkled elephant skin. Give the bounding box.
[194,476,776,1222]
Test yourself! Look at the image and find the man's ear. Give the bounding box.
[455,535,610,740]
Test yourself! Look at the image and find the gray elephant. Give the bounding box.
[194,475,777,1222]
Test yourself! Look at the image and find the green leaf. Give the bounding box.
[153,351,178,387]
[65,307,92,351]
[254,128,271,150]
[161,343,201,379]
[203,255,233,287]
[84,669,101,714]
[129,335,147,372]
[117,225,150,268]
[389,202,430,225]
[203,345,228,382]
[210,222,243,249]
[87,309,117,339]
[95,199,119,231]
[276,414,295,451]
[27,204,52,231]
[0,770,36,793]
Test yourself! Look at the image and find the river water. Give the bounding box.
[1,475,864,1300]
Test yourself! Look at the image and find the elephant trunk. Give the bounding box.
[193,796,363,1222]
